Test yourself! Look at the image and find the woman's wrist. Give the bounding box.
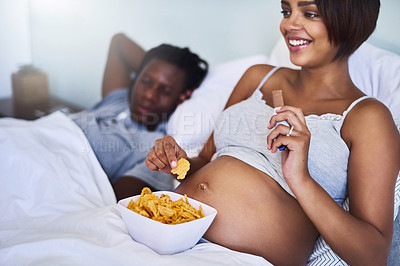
[286,171,314,195]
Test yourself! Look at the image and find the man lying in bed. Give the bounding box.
[69,33,208,200]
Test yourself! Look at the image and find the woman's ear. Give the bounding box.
[178,90,193,104]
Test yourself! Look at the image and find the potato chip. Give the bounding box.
[126,187,204,224]
[171,158,190,180]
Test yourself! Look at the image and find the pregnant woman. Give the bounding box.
[145,0,400,264]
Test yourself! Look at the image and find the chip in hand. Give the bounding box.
[171,158,190,180]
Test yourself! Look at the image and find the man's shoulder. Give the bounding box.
[90,88,129,114]
[100,88,129,105]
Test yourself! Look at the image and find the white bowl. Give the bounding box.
[118,191,217,255]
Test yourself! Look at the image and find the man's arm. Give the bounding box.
[101,33,146,98]
[112,176,154,201]
[112,161,176,201]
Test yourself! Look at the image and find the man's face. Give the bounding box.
[130,59,186,130]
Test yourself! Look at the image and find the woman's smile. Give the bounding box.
[287,37,313,52]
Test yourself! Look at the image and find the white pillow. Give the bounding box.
[167,54,269,157]
[269,37,400,115]
[349,43,400,115]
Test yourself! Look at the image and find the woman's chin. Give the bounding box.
[289,55,307,67]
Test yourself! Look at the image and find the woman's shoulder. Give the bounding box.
[244,64,296,78]
[347,97,392,124]
[224,64,280,107]
[343,97,398,144]
[242,64,296,89]
[243,64,274,80]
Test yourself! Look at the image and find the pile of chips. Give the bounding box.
[171,158,190,180]
[127,187,204,224]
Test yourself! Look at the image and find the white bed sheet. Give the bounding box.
[0,111,270,266]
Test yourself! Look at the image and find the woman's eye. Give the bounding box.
[305,12,319,19]
[281,10,290,17]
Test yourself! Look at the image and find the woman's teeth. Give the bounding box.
[289,39,311,46]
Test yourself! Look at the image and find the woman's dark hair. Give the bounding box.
[130,44,208,94]
[315,0,380,61]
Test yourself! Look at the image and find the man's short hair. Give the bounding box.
[132,44,209,93]
[315,0,380,61]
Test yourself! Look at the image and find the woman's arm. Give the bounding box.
[101,33,146,98]
[194,64,275,167]
[274,100,399,265]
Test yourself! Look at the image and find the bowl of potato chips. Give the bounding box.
[118,187,217,255]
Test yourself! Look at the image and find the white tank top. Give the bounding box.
[212,67,372,204]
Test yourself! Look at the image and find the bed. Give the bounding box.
[1,40,399,265]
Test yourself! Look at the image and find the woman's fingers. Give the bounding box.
[268,123,295,139]
[145,149,163,170]
[267,106,310,151]
[146,146,168,170]
[268,113,301,132]
[162,136,178,168]
[146,135,188,173]
[267,124,297,151]
[268,106,306,130]
[278,106,307,123]
[146,136,175,171]
[175,144,188,163]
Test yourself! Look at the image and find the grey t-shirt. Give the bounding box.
[70,89,174,190]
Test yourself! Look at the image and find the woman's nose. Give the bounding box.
[285,13,302,31]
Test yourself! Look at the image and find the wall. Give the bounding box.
[0,0,32,98]
[1,0,399,107]
[370,0,400,54]
[29,0,282,107]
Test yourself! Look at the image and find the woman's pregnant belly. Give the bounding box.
[175,156,318,265]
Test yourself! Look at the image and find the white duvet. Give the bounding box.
[0,112,270,266]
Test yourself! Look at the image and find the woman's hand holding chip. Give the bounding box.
[146,135,188,175]
[267,106,312,187]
